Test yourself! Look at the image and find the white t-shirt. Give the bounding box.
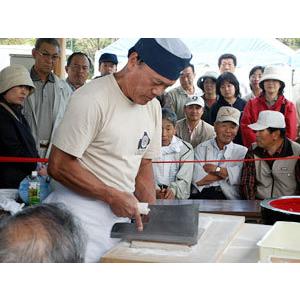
[52,74,162,193]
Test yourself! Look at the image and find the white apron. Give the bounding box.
[44,182,129,263]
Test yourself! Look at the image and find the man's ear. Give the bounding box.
[32,48,37,59]
[127,52,139,69]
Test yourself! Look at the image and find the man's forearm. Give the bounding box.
[134,159,156,204]
[196,174,221,186]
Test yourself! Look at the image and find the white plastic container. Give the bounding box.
[257,221,300,262]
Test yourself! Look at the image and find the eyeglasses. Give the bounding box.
[69,64,89,71]
[37,50,60,61]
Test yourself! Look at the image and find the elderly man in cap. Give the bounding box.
[241,65,297,148]
[192,107,247,200]
[240,110,300,201]
[197,70,219,124]
[175,95,215,148]
[45,38,192,262]
[97,52,118,77]
[163,63,202,120]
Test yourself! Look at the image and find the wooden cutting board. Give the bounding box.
[100,213,245,263]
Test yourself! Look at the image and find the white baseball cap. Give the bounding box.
[184,95,205,108]
[248,110,286,131]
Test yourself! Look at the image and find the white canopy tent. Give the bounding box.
[94,38,296,99]
[94,38,295,74]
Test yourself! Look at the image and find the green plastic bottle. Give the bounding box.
[28,171,40,205]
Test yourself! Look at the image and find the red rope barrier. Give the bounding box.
[152,156,300,164]
[1,156,300,164]
[0,157,48,163]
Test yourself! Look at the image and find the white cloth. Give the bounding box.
[44,183,129,263]
[192,138,247,199]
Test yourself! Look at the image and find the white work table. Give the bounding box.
[101,213,271,263]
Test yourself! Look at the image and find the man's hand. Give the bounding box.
[108,190,143,231]
[163,187,175,199]
[156,188,175,200]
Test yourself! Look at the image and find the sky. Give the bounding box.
[1,0,300,299]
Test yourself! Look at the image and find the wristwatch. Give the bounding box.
[215,166,221,173]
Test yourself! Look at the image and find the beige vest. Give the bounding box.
[254,141,300,199]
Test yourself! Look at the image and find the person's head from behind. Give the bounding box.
[32,38,61,76]
[161,108,177,146]
[66,52,92,89]
[214,106,240,147]
[259,65,285,97]
[123,38,192,105]
[197,71,218,96]
[216,72,240,102]
[248,110,286,150]
[249,66,264,91]
[184,95,205,123]
[0,203,86,263]
[0,64,35,105]
[218,53,237,74]
[98,53,118,76]
[179,64,195,91]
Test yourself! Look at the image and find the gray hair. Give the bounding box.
[0,203,86,263]
[162,108,177,126]
[34,38,60,51]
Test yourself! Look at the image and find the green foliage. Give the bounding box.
[277,38,300,50]
[66,38,117,62]
[0,38,117,59]
[0,38,35,45]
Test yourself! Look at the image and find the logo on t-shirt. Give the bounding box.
[136,131,150,155]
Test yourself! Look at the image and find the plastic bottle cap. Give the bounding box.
[32,171,38,177]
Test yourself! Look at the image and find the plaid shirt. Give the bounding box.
[240,138,300,200]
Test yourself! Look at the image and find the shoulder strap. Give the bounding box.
[0,102,20,122]
[280,103,286,114]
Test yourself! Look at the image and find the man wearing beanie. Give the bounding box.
[45,38,192,262]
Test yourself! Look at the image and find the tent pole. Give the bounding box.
[53,38,66,78]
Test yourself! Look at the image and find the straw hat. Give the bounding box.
[0,64,35,95]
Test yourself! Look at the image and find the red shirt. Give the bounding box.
[240,95,297,148]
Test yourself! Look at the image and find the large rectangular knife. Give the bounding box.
[110,203,199,246]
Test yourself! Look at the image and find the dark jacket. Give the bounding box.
[0,99,38,188]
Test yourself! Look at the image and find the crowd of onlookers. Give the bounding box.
[1,38,300,262]
[154,53,300,202]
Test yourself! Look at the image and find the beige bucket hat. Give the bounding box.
[0,64,35,95]
[259,65,286,89]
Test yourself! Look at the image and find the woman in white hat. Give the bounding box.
[0,64,39,188]
[241,65,297,148]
